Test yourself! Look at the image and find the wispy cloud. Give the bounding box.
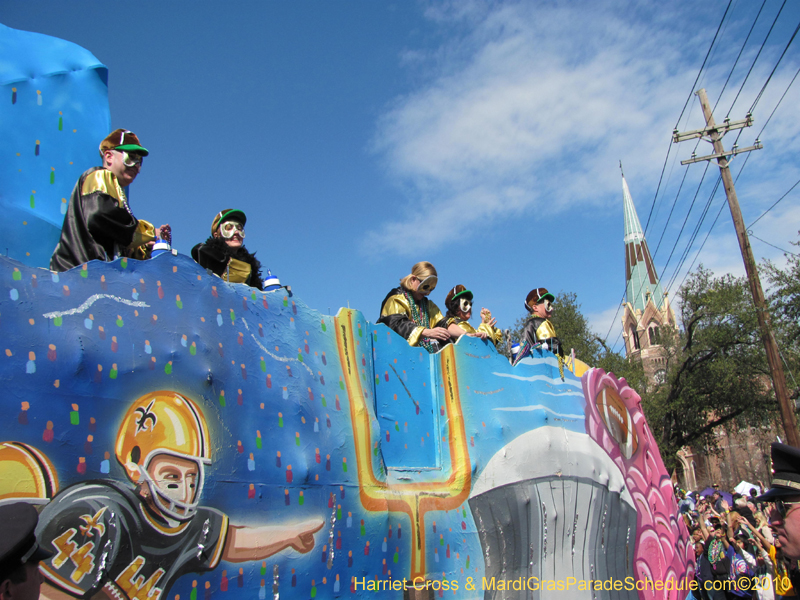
[364,1,714,256]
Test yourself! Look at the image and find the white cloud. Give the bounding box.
[365,1,710,256]
[364,0,800,267]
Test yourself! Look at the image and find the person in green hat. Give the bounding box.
[442,284,502,348]
[50,129,168,272]
[191,209,270,290]
[512,287,565,367]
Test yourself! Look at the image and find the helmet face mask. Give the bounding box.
[137,450,204,522]
[115,392,211,523]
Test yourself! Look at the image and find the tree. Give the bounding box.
[764,237,800,397]
[642,266,779,470]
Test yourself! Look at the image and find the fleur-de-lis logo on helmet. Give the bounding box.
[134,399,158,434]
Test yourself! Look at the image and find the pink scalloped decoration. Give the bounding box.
[627,466,649,491]
[583,368,692,599]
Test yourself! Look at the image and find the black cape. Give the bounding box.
[191,236,263,290]
[50,167,142,272]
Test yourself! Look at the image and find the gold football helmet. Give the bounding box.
[0,441,59,505]
[115,391,211,521]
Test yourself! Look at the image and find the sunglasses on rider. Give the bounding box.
[219,221,245,239]
[118,150,144,168]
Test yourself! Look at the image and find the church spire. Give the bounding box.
[622,166,666,313]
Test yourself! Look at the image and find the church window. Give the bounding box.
[629,325,640,350]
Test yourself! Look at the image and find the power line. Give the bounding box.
[640,0,735,238]
[748,178,800,229]
[713,0,770,114]
[600,1,782,353]
[749,231,800,256]
[749,13,800,113]
[673,147,757,293]
[676,200,730,292]
[748,174,800,229]
[619,31,798,350]
[649,2,772,293]
[672,0,734,131]
[755,61,800,139]
[664,176,723,295]
[657,163,712,282]
[728,0,788,116]
[646,2,797,309]
[646,2,761,273]
[651,168,690,259]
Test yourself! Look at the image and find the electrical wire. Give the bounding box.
[748,232,800,256]
[672,0,734,131]
[658,163,712,282]
[672,147,756,294]
[605,3,744,352]
[676,199,730,290]
[651,168,691,259]
[634,1,796,323]
[713,0,770,114]
[754,62,800,139]
[639,0,735,238]
[749,15,800,113]
[664,176,723,295]
[647,1,761,265]
[748,178,800,230]
[728,0,788,116]
[618,28,799,351]
[599,1,791,352]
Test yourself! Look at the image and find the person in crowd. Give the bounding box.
[737,518,776,600]
[754,512,774,545]
[0,503,53,600]
[50,129,168,272]
[693,538,713,600]
[706,522,734,600]
[678,489,696,515]
[440,285,502,348]
[734,496,759,527]
[377,261,453,353]
[192,209,276,290]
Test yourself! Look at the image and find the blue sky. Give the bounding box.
[3,0,799,356]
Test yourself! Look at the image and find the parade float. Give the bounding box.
[0,23,692,600]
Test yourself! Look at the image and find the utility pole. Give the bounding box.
[673,88,800,447]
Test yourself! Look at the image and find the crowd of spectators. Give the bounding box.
[677,476,799,599]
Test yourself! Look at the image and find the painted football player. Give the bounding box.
[35,391,323,600]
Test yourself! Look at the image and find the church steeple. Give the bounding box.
[619,165,676,374]
[622,165,665,313]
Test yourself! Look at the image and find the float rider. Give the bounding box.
[50,129,167,272]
